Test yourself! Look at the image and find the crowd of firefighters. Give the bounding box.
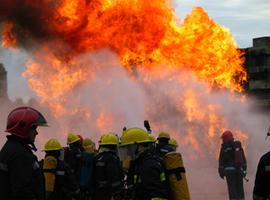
[0,106,269,200]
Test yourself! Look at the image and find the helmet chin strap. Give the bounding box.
[17,136,38,152]
[23,136,37,152]
[28,143,38,152]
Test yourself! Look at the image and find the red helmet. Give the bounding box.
[6,107,47,138]
[221,130,234,142]
[77,134,84,144]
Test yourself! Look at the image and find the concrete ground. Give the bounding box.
[187,167,253,200]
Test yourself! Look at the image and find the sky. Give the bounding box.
[174,0,270,47]
[0,0,270,101]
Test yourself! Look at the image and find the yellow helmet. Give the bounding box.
[158,131,170,139]
[169,138,178,147]
[67,133,80,145]
[99,133,118,145]
[83,138,94,147]
[83,138,96,153]
[148,135,156,143]
[44,138,62,151]
[121,128,151,145]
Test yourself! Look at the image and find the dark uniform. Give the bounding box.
[64,144,82,181]
[79,151,95,200]
[253,151,270,200]
[42,157,80,200]
[219,140,247,200]
[93,150,122,200]
[0,135,45,200]
[131,149,170,200]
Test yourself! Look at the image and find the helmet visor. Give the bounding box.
[33,112,48,127]
[118,144,137,161]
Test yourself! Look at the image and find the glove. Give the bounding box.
[219,173,224,179]
[218,167,225,179]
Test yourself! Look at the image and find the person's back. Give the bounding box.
[120,128,170,200]
[218,130,246,200]
[65,146,81,174]
[93,133,123,200]
[219,140,247,172]
[65,133,83,181]
[132,148,170,200]
[48,160,80,200]
[219,140,237,167]
[42,139,80,200]
[78,137,96,199]
[0,106,48,200]
[253,151,270,199]
[79,151,95,199]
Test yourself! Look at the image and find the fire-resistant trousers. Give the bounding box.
[225,171,244,200]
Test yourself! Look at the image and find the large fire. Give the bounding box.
[0,0,248,158]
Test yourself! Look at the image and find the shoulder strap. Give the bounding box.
[166,167,185,181]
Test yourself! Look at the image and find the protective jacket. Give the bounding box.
[131,149,170,200]
[218,140,246,200]
[93,150,123,200]
[64,146,82,181]
[0,135,45,200]
[253,151,270,200]
[41,158,80,200]
[79,151,95,199]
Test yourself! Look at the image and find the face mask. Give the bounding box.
[118,144,137,161]
[118,144,137,171]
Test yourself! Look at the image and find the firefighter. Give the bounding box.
[218,130,247,200]
[77,134,84,148]
[93,133,123,200]
[168,138,178,152]
[42,138,80,200]
[79,138,96,200]
[120,128,170,200]
[253,150,270,199]
[65,133,83,181]
[157,131,174,157]
[83,138,96,154]
[0,106,47,200]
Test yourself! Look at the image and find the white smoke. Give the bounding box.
[1,49,270,200]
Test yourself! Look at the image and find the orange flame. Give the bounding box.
[1,22,16,48]
[96,112,114,134]
[20,3,246,114]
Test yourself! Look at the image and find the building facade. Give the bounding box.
[245,37,270,107]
